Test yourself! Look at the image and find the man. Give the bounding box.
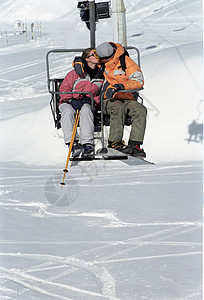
[95,42,147,158]
[59,48,103,158]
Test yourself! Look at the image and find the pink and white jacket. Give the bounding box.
[59,70,103,106]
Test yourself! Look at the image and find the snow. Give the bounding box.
[0,0,75,22]
[0,0,203,299]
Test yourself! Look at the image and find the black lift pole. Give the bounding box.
[77,1,110,48]
[89,0,96,48]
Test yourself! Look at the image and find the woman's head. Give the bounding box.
[82,48,94,60]
[82,48,99,68]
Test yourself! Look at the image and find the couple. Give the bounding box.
[59,42,147,158]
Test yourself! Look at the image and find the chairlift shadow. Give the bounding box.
[186,120,203,143]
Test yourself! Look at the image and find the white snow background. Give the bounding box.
[0,0,203,299]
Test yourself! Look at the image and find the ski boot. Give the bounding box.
[68,141,83,158]
[122,142,146,158]
[82,143,94,159]
[108,140,128,151]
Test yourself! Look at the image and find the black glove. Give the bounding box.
[70,97,91,111]
[81,96,91,106]
[74,57,85,76]
[70,99,83,110]
[105,84,124,99]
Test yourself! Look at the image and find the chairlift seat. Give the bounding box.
[46,47,144,149]
[49,78,140,132]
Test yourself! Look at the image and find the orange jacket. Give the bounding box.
[103,43,144,99]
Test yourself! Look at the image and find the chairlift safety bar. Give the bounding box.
[46,46,141,90]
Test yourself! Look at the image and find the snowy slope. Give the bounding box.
[0,0,76,21]
[0,0,202,164]
[0,0,203,299]
[0,40,202,165]
[0,160,202,299]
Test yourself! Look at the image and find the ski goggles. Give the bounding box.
[93,49,116,61]
[92,49,100,60]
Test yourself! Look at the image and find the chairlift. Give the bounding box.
[77,1,110,23]
[95,2,111,20]
[46,47,143,155]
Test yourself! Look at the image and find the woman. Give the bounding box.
[59,48,103,158]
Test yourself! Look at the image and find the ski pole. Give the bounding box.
[60,109,80,187]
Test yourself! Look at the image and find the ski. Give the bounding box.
[105,148,154,165]
[70,148,128,161]
[123,155,155,165]
[70,147,154,164]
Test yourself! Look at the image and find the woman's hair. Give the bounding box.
[82,48,95,60]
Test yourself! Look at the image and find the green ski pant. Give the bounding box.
[103,99,147,143]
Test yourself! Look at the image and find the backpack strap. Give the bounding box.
[109,43,129,73]
[119,48,129,72]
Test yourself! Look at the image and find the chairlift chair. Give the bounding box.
[46,47,143,152]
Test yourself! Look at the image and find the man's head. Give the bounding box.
[95,42,116,62]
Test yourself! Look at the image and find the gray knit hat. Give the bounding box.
[96,42,115,59]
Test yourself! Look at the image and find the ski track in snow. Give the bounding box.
[0,161,202,299]
[0,220,202,299]
[0,32,74,107]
